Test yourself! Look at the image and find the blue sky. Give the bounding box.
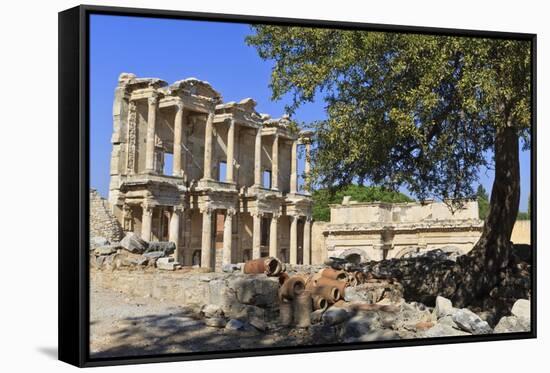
[90,14,531,212]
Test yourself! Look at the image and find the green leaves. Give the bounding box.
[312,185,412,221]
[247,27,531,203]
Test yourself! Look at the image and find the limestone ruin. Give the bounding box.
[107,73,313,271]
[321,199,484,263]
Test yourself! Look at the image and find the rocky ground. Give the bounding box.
[90,234,532,358]
[90,282,530,358]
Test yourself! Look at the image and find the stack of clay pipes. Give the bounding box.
[276,267,372,328]
[242,257,372,328]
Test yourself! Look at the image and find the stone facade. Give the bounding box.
[107,73,313,271]
[322,199,484,262]
[90,189,124,243]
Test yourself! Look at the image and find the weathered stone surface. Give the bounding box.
[452,308,493,335]
[347,329,401,342]
[202,304,224,318]
[433,296,454,319]
[343,281,404,304]
[494,316,530,333]
[225,319,245,331]
[249,317,267,331]
[204,317,226,328]
[91,236,110,249]
[341,313,379,339]
[222,263,241,273]
[421,323,470,338]
[146,241,176,255]
[310,309,325,324]
[511,299,530,320]
[120,233,148,254]
[89,189,123,243]
[156,257,180,271]
[322,307,352,325]
[143,251,165,259]
[94,245,118,256]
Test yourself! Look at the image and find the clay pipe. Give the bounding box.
[279,275,306,301]
[319,267,348,281]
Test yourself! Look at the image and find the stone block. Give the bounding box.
[511,299,530,320]
[433,296,454,319]
[452,308,493,335]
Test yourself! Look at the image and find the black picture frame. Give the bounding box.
[58,4,537,367]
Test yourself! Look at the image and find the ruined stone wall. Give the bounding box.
[90,189,124,242]
[311,221,329,265]
[90,269,280,319]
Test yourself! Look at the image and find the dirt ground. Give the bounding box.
[90,283,308,358]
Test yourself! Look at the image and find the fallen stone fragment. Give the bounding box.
[249,317,267,332]
[119,232,148,254]
[225,319,245,331]
[494,316,530,333]
[310,309,325,324]
[452,308,493,335]
[204,317,227,328]
[421,323,470,338]
[94,245,118,256]
[156,257,180,271]
[433,296,454,319]
[341,313,379,339]
[91,236,110,248]
[511,299,530,320]
[201,304,224,318]
[143,251,165,259]
[415,321,434,331]
[146,241,176,255]
[322,307,351,325]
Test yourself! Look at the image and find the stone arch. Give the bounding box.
[393,246,418,259]
[338,248,370,263]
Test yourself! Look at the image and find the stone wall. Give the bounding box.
[311,221,329,265]
[90,189,124,243]
[91,269,280,319]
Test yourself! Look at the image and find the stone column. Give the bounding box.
[200,206,213,269]
[252,211,262,258]
[226,119,235,183]
[141,203,153,241]
[289,215,298,264]
[172,101,185,177]
[304,141,311,193]
[145,95,158,173]
[290,140,298,193]
[254,127,262,187]
[203,112,215,181]
[303,217,312,265]
[222,208,234,265]
[169,206,183,263]
[269,213,279,258]
[271,134,279,190]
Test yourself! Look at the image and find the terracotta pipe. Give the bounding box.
[279,275,306,301]
[243,257,282,276]
[312,295,329,311]
[319,267,347,281]
[293,291,312,328]
[278,272,289,286]
[279,299,293,326]
[310,285,340,303]
[314,276,347,299]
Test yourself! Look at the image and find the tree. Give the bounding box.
[312,185,412,221]
[476,184,490,220]
[247,28,531,306]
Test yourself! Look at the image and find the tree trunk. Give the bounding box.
[452,125,521,307]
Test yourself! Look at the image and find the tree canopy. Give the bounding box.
[246,28,531,204]
[476,184,490,220]
[312,185,412,221]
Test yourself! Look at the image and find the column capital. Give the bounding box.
[226,207,237,216]
[174,99,184,111]
[141,202,153,215]
[251,210,264,218]
[148,94,159,106]
[173,204,186,214]
[200,205,213,215]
